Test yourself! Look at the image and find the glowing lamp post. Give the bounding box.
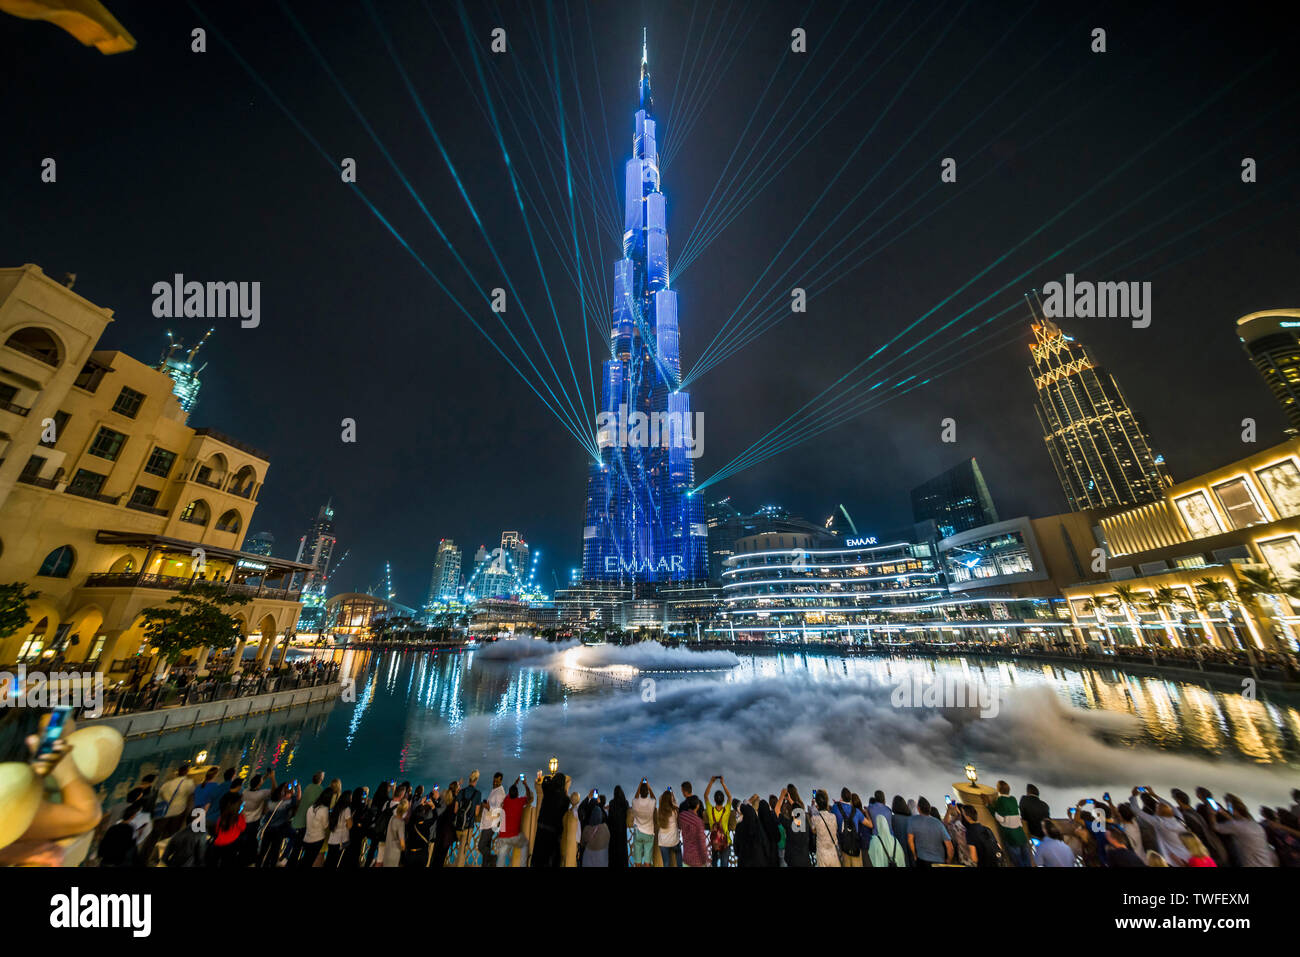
[548,755,559,776]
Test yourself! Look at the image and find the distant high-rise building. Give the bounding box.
[1236,309,1300,436]
[426,538,462,605]
[294,500,337,631]
[911,458,999,538]
[1027,300,1171,510]
[244,531,275,556]
[157,328,212,415]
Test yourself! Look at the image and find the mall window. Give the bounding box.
[1174,491,1224,539]
[111,386,146,419]
[37,545,75,578]
[87,425,127,461]
[1212,478,1268,529]
[144,446,177,478]
[1255,460,1300,518]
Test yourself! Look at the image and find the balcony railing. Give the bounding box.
[192,474,224,489]
[125,499,170,516]
[0,398,30,416]
[16,473,59,490]
[81,571,301,600]
[65,486,121,505]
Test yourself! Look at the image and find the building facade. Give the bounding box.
[581,38,707,585]
[426,538,462,608]
[0,264,307,676]
[1028,304,1171,510]
[1236,309,1300,436]
[294,501,337,632]
[1063,436,1300,652]
[910,457,999,537]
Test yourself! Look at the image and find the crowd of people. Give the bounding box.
[91,761,1300,868]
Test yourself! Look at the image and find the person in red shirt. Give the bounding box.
[495,776,533,867]
[1180,833,1217,867]
[210,792,248,867]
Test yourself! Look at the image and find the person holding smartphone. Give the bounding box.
[0,709,104,867]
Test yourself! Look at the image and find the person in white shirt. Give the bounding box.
[323,787,357,868]
[1130,788,1191,866]
[299,790,333,868]
[631,779,658,867]
[657,788,681,867]
[242,771,275,825]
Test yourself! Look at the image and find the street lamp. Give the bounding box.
[964,763,978,785]
[548,755,559,775]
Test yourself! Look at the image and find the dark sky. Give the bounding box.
[4,0,1297,603]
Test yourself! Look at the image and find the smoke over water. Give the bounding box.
[417,662,1299,811]
[473,638,739,671]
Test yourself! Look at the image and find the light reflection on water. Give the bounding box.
[96,647,1300,807]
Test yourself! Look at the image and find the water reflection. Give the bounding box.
[97,647,1300,809]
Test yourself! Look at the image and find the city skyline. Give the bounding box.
[4,1,1297,602]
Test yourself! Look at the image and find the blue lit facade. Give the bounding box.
[582,40,707,584]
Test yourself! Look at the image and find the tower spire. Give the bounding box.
[639,28,653,113]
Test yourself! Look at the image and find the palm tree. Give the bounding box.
[1149,585,1187,646]
[1080,594,1118,647]
[1194,578,1260,668]
[1235,567,1290,652]
[1112,584,1146,646]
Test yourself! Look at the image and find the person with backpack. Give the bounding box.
[810,789,841,867]
[432,780,460,867]
[256,783,295,867]
[833,787,864,864]
[776,785,810,867]
[961,804,1002,868]
[867,812,907,867]
[454,770,483,866]
[704,775,734,867]
[344,787,375,868]
[152,761,195,840]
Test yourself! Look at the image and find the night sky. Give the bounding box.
[4,0,1297,603]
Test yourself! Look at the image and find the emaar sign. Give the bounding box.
[845,537,878,547]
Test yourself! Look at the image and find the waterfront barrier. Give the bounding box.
[82,681,342,739]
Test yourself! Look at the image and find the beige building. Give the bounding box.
[0,264,308,678]
[1063,436,1300,651]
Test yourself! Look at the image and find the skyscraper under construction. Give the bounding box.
[1027,297,1171,511]
[581,35,707,584]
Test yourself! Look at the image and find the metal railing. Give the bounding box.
[100,665,341,719]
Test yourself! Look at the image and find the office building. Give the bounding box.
[1236,309,1300,435]
[910,457,999,537]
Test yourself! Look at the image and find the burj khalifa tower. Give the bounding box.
[581,34,707,584]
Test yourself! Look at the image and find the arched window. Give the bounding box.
[37,545,75,578]
[179,499,211,526]
[4,327,63,366]
[216,509,242,533]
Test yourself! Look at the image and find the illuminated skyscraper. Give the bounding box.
[1236,309,1300,435]
[581,34,708,584]
[157,328,212,415]
[426,538,462,606]
[1027,298,1171,510]
[294,500,337,631]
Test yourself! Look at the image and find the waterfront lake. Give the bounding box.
[97,643,1300,813]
